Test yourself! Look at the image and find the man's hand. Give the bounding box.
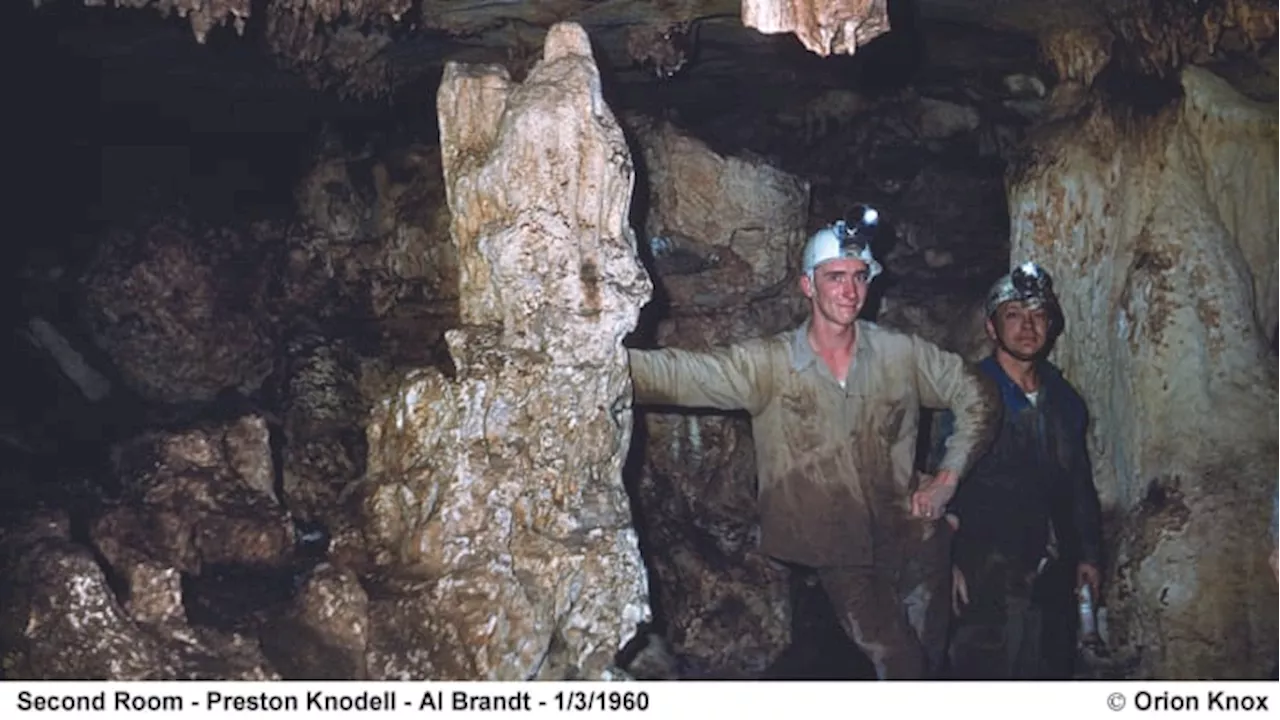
[951,565,968,616]
[1077,562,1101,597]
[912,469,959,520]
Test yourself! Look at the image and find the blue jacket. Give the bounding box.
[931,355,1103,575]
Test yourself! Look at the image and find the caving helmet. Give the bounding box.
[985,261,1064,335]
[802,205,884,283]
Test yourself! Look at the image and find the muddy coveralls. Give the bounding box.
[629,318,998,679]
[932,355,1103,679]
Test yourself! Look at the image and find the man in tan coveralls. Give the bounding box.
[628,208,998,679]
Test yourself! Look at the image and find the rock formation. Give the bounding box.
[1007,65,1278,679]
[741,0,891,57]
[92,415,291,582]
[1,426,284,680]
[80,214,283,405]
[351,22,654,679]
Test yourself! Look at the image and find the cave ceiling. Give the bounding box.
[9,0,1273,273]
[24,0,1278,129]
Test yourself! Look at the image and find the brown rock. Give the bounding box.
[284,136,457,358]
[259,563,370,679]
[0,512,278,680]
[124,562,186,627]
[93,416,293,581]
[80,215,281,404]
[631,118,811,311]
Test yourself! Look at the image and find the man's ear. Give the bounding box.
[800,273,814,299]
[984,317,997,342]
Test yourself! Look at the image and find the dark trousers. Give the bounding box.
[947,549,1076,679]
[896,519,954,675]
[818,566,926,679]
[816,519,954,680]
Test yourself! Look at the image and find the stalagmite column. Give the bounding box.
[741,0,890,57]
[359,23,654,679]
[1007,66,1278,679]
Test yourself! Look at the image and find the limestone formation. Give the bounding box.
[0,511,278,680]
[277,334,371,570]
[1007,65,1278,679]
[80,214,282,405]
[634,118,811,310]
[1101,0,1276,76]
[92,416,294,580]
[741,0,891,57]
[353,22,653,680]
[258,563,371,679]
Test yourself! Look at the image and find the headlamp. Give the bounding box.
[1011,261,1053,300]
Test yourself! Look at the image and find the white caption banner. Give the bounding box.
[2,681,1274,718]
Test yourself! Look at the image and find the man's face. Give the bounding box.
[802,258,870,327]
[987,300,1050,360]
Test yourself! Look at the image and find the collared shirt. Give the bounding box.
[629,319,998,568]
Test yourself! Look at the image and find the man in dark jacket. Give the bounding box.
[931,261,1103,679]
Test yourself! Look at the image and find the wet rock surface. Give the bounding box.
[80,214,284,406]
[0,512,278,680]
[91,416,293,580]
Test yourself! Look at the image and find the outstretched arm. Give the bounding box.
[628,340,775,416]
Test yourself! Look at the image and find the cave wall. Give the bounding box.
[1007,65,1278,679]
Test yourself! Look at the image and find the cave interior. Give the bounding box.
[1,0,1276,682]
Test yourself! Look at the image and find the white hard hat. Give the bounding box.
[803,206,883,280]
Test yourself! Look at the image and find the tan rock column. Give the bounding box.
[359,23,654,679]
